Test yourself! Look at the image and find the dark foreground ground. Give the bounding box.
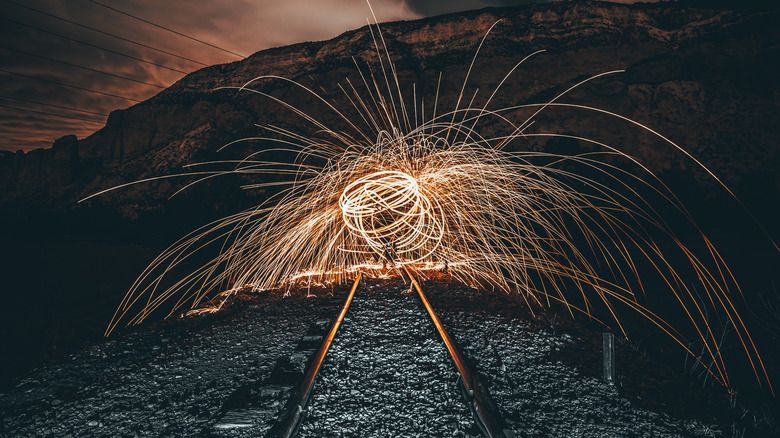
[1,274,770,437]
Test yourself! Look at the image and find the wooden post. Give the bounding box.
[602,332,616,384]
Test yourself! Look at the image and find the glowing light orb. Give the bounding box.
[339,170,443,263]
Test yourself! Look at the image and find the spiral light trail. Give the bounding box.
[86,19,775,395]
[340,170,443,262]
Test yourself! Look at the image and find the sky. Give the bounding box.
[0,0,653,152]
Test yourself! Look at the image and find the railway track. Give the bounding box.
[258,270,514,437]
[1,269,726,437]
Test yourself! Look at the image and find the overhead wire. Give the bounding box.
[0,103,105,124]
[0,0,248,144]
[0,16,190,75]
[0,104,158,134]
[0,69,143,103]
[87,0,247,59]
[1,45,167,89]
[0,95,110,117]
[0,0,209,67]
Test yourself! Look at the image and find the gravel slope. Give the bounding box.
[0,292,332,437]
[0,276,730,437]
[437,306,720,437]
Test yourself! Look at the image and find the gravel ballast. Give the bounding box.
[0,275,730,437]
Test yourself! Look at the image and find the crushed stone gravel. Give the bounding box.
[0,276,728,437]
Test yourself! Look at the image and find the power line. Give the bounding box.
[0,0,209,67]
[0,95,110,117]
[0,103,104,124]
[0,104,158,134]
[0,16,190,75]
[88,0,247,59]
[1,45,166,89]
[0,69,143,103]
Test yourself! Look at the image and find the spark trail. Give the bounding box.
[86,17,773,395]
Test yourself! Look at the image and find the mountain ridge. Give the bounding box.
[1,1,777,229]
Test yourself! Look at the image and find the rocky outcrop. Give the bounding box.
[0,134,79,204]
[13,134,78,185]
[1,1,777,222]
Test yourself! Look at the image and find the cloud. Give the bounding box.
[404,0,545,16]
[0,0,660,152]
[0,0,419,152]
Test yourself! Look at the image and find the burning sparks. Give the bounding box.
[340,170,443,263]
[87,17,775,394]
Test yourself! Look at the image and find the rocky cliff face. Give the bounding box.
[1,1,777,226]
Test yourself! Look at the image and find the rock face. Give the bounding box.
[0,1,777,222]
[0,134,79,203]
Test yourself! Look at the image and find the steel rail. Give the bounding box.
[404,266,514,438]
[274,272,362,438]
